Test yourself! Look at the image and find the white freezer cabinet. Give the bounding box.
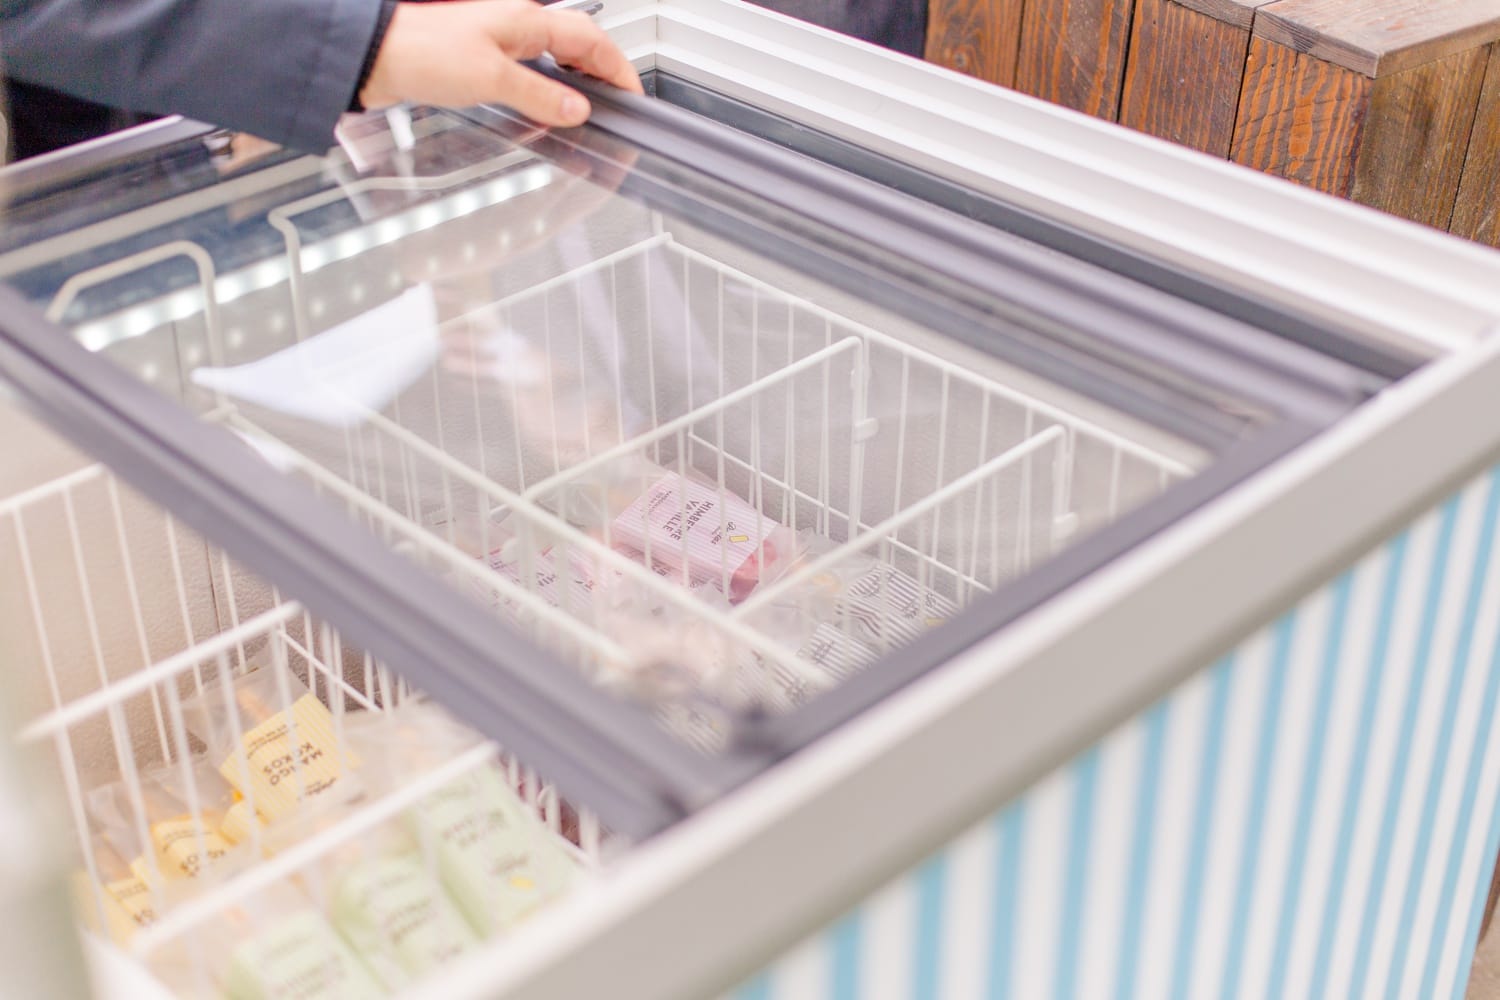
[2,3,1500,998]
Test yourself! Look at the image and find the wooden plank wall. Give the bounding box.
[1453,43,1500,245]
[925,0,1500,246]
[1012,0,1135,118]
[1119,0,1262,156]
[1228,36,1372,194]
[926,0,1026,86]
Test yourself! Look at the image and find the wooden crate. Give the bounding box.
[926,0,1500,246]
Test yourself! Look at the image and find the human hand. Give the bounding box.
[358,0,644,125]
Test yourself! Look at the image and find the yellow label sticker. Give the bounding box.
[219,799,262,845]
[729,534,750,544]
[508,875,536,892]
[128,856,157,886]
[218,693,350,822]
[102,872,157,941]
[152,816,232,879]
[74,872,153,944]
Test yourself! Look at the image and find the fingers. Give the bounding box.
[539,8,644,94]
[487,2,644,95]
[488,56,593,126]
[480,2,642,126]
[367,0,643,126]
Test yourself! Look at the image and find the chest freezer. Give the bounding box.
[2,2,1500,998]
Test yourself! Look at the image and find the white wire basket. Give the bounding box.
[1,463,605,998]
[47,196,1196,732]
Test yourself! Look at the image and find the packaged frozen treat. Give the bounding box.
[87,762,254,886]
[145,762,245,877]
[267,803,476,991]
[216,884,386,1000]
[479,532,639,618]
[220,795,264,846]
[327,839,477,989]
[537,457,798,603]
[464,520,753,698]
[763,533,959,653]
[835,561,958,650]
[348,702,580,935]
[793,623,880,684]
[72,835,158,944]
[181,662,362,826]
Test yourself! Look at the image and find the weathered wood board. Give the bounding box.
[1452,42,1500,246]
[1230,35,1371,195]
[1012,0,1137,118]
[926,0,1500,241]
[1121,0,1255,155]
[926,0,1027,86]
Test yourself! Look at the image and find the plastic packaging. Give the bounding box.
[181,663,362,827]
[793,623,879,684]
[220,796,264,846]
[212,884,386,1000]
[767,534,959,651]
[457,516,757,700]
[148,762,246,876]
[416,768,578,934]
[538,457,797,603]
[86,763,250,885]
[726,534,961,710]
[223,911,385,1000]
[835,561,958,650]
[327,842,478,989]
[72,835,157,944]
[479,531,643,619]
[349,702,579,936]
[266,802,477,991]
[690,582,834,712]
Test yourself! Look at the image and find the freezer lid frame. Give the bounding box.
[0,48,1410,839]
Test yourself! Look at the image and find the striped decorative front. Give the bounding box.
[731,463,1500,999]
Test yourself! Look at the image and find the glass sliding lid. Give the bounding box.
[0,83,1383,832]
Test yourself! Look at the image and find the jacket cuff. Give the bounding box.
[281,0,387,150]
[348,0,401,113]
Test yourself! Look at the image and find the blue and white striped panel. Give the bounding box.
[730,463,1500,1000]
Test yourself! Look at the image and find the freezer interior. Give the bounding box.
[0,77,1376,1000]
[0,104,1239,748]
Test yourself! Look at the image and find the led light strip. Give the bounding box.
[71,163,557,353]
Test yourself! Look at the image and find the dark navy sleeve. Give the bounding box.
[0,0,385,152]
[349,0,399,112]
[747,0,927,57]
